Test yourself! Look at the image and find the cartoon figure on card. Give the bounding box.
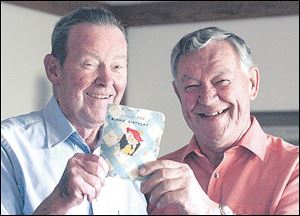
[119,127,143,156]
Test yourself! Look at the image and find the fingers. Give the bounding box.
[147,177,185,206]
[140,160,185,194]
[140,167,183,194]
[75,153,109,177]
[58,153,109,205]
[155,189,187,209]
[74,153,109,199]
[75,154,109,186]
[77,176,97,203]
[139,160,182,176]
[139,160,201,212]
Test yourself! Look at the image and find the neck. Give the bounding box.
[77,125,102,151]
[197,117,253,167]
[198,143,226,167]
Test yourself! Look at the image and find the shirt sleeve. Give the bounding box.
[1,136,23,215]
[274,161,299,215]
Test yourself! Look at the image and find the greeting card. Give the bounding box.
[100,104,165,181]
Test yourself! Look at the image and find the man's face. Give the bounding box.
[54,24,127,128]
[174,40,258,148]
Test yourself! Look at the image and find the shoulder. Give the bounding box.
[1,111,43,132]
[267,135,299,154]
[265,134,299,165]
[1,111,44,145]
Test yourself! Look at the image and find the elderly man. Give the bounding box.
[139,27,299,215]
[1,7,147,215]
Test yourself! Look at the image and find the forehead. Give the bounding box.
[67,23,127,50]
[177,40,240,75]
[179,40,237,64]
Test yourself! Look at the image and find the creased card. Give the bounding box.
[100,104,165,181]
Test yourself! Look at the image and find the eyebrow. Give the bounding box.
[214,68,232,77]
[181,68,231,82]
[113,55,127,60]
[83,52,127,61]
[181,75,199,83]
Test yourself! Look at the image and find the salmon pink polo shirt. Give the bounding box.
[148,116,299,215]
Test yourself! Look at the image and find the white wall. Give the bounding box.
[1,2,299,156]
[1,3,58,119]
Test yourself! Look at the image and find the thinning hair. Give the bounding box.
[51,7,126,66]
[170,26,255,80]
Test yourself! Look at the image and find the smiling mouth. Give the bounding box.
[86,92,111,99]
[198,108,229,118]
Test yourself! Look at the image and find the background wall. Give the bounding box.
[1,3,57,119]
[1,2,299,156]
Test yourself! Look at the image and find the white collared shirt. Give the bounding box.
[1,96,147,215]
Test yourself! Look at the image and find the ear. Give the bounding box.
[172,80,182,103]
[248,66,260,101]
[44,54,61,85]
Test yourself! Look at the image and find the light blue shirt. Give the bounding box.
[1,97,147,215]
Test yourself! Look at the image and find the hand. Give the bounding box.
[57,153,109,204]
[139,160,219,214]
[33,153,109,214]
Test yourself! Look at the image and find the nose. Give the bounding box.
[95,65,113,86]
[197,85,218,105]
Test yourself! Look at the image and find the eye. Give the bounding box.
[112,64,124,72]
[215,79,231,87]
[184,84,200,92]
[82,61,97,69]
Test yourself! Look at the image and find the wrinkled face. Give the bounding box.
[52,24,127,128]
[173,40,259,148]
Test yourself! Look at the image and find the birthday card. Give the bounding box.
[100,104,165,181]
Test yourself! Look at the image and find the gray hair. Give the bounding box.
[51,7,126,66]
[171,26,255,80]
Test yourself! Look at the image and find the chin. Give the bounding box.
[196,126,226,140]
[91,117,105,126]
[88,110,106,121]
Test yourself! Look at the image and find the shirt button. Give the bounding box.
[214,172,220,178]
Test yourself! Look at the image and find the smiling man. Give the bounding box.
[139,27,299,215]
[1,7,147,215]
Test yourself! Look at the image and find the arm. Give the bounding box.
[1,145,23,215]
[274,162,299,215]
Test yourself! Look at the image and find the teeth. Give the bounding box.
[203,109,225,117]
[87,93,110,99]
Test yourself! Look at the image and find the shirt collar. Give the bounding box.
[181,136,201,162]
[42,96,76,148]
[238,115,267,161]
[181,115,267,162]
